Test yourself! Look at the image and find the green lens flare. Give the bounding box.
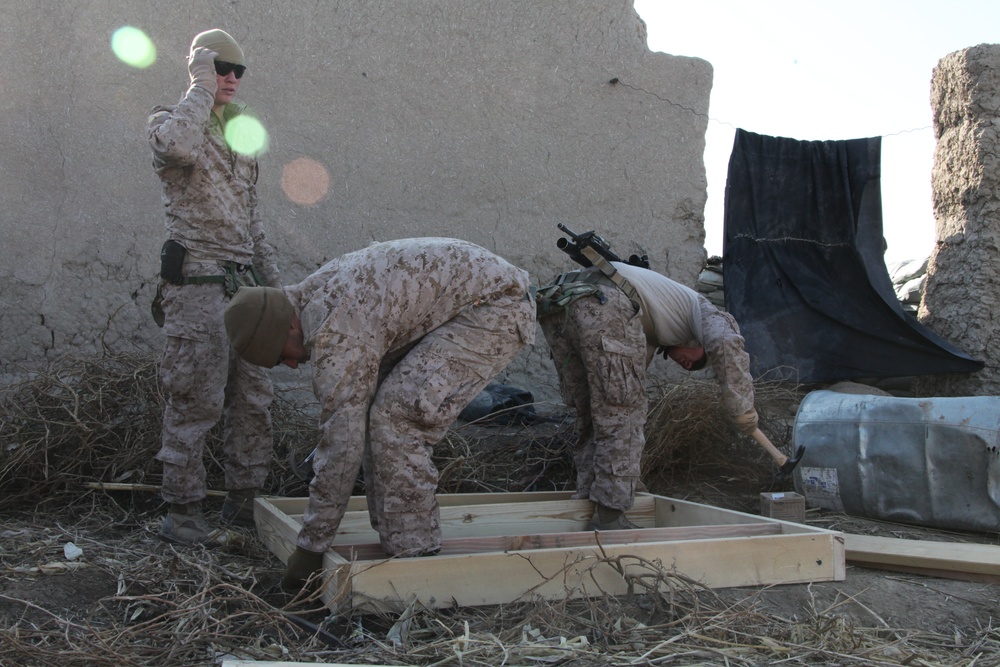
[225,115,269,156]
[111,26,156,69]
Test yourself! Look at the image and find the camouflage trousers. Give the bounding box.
[156,260,274,505]
[297,290,535,555]
[540,286,647,511]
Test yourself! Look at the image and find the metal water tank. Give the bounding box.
[792,390,1000,533]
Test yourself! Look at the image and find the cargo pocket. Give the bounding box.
[595,335,645,408]
[154,443,191,468]
[160,282,226,342]
[381,489,437,514]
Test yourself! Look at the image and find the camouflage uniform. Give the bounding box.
[284,238,535,556]
[538,264,754,511]
[148,83,281,505]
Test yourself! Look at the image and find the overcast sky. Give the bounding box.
[634,0,1000,263]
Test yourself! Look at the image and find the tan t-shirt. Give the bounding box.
[611,262,755,419]
[611,262,703,348]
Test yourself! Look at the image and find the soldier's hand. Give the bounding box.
[188,46,219,94]
[281,546,324,595]
[731,408,759,435]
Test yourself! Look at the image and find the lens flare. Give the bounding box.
[281,157,331,206]
[111,26,156,69]
[225,115,269,156]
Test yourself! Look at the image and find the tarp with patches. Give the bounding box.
[722,129,982,383]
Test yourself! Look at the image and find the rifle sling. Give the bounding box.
[580,246,642,314]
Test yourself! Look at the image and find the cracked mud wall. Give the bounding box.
[0,1,711,399]
[915,44,1000,396]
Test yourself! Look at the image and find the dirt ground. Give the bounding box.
[2,508,997,667]
[1,363,998,666]
[3,424,998,667]
[655,454,1000,646]
[4,492,997,638]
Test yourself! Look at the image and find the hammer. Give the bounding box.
[750,428,805,476]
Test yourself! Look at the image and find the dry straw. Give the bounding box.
[1,354,995,666]
[0,354,314,511]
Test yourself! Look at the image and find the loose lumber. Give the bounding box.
[255,491,845,611]
[85,482,226,497]
[331,522,783,560]
[845,533,1000,583]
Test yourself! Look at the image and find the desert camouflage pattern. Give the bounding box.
[285,238,535,555]
[538,270,756,511]
[147,85,280,285]
[697,295,756,419]
[540,285,647,511]
[148,82,280,505]
[156,259,274,504]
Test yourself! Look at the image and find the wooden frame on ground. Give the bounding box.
[255,491,845,612]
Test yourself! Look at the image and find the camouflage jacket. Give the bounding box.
[147,84,280,287]
[285,238,533,358]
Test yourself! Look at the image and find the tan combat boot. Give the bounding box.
[589,503,640,531]
[158,502,240,547]
[221,489,258,528]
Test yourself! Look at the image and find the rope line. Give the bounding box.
[610,78,932,138]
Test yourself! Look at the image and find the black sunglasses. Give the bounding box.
[214,60,246,79]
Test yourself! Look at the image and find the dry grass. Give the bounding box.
[641,376,801,512]
[0,354,314,512]
[1,354,998,667]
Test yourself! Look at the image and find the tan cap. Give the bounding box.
[224,287,294,367]
[190,28,245,66]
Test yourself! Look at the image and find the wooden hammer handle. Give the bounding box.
[750,428,788,467]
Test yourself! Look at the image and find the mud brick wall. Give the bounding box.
[916,43,1000,396]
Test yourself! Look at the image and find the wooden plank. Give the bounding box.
[254,495,607,562]
[261,491,577,518]
[264,492,808,542]
[253,497,357,606]
[335,496,656,544]
[85,482,227,497]
[338,532,843,611]
[351,490,575,510]
[332,522,783,559]
[254,497,303,564]
[845,534,1000,583]
[655,495,777,527]
[253,492,846,611]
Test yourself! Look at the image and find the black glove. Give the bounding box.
[281,546,324,594]
[779,445,806,476]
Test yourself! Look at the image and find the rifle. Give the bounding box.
[556,223,650,269]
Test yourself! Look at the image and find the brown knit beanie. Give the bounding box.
[190,29,245,65]
[224,287,295,367]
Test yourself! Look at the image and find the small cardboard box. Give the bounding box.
[761,491,806,523]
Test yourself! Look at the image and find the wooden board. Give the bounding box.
[255,491,845,611]
[845,534,1000,583]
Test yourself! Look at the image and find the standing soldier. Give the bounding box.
[536,260,801,530]
[147,29,282,546]
[223,238,535,591]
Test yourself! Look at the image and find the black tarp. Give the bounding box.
[722,129,983,383]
